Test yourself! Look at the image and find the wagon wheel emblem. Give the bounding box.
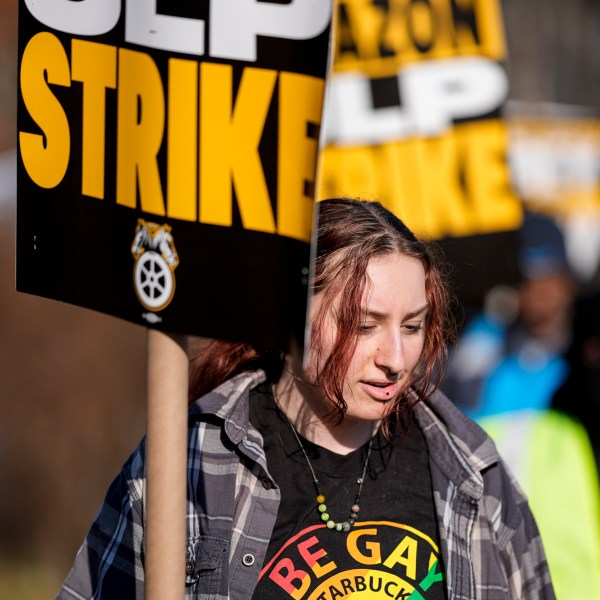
[131,220,179,312]
[134,251,174,310]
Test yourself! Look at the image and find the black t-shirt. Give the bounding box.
[249,382,447,600]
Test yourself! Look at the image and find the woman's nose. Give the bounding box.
[375,333,405,378]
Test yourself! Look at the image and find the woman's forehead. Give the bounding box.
[362,253,427,308]
[316,252,427,315]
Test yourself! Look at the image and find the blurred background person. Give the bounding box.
[445,210,575,419]
[444,209,600,599]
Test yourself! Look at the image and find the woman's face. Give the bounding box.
[307,252,428,422]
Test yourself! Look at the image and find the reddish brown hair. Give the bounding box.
[189,340,259,402]
[189,199,455,424]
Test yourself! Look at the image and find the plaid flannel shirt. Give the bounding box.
[57,370,555,600]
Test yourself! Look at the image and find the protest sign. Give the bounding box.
[319,0,521,306]
[17,1,332,349]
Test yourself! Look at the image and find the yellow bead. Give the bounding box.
[316,495,325,504]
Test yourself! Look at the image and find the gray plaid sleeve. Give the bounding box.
[484,462,555,599]
[56,445,146,600]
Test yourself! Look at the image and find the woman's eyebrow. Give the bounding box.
[362,309,387,321]
[362,304,429,321]
[404,305,430,320]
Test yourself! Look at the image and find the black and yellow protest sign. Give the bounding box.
[16,1,332,349]
[319,0,521,304]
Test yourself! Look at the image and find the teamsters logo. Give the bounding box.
[131,219,179,312]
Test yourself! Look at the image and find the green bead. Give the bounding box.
[320,513,330,522]
[335,523,343,532]
[326,520,335,529]
[318,504,327,513]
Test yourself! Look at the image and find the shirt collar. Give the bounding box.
[189,369,267,444]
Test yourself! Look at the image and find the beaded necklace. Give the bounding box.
[273,385,375,533]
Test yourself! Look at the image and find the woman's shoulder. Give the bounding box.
[413,387,518,511]
[418,387,501,467]
[417,391,543,546]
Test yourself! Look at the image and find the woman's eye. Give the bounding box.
[359,323,375,333]
[403,323,423,335]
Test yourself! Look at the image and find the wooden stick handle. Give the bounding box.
[145,329,189,600]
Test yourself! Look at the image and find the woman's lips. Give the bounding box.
[360,380,399,401]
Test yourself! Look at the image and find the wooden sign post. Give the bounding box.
[145,330,188,599]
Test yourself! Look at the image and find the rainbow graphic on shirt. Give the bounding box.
[257,521,445,599]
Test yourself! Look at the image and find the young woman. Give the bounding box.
[58,198,555,599]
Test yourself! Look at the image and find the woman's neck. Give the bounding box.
[273,360,378,456]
